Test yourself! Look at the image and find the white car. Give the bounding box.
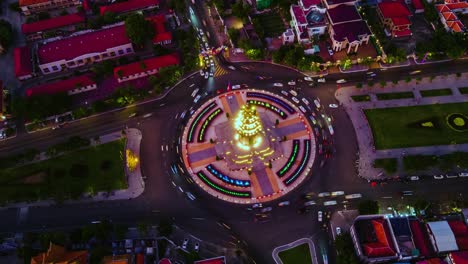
[336,79,347,84]
[194,95,201,103]
[318,211,323,222]
[182,238,189,250]
[329,104,338,108]
[299,106,307,113]
[288,81,296,86]
[336,227,342,236]
[301,98,310,105]
[345,193,362,199]
[278,201,290,207]
[280,90,288,96]
[331,191,344,196]
[204,72,209,79]
[252,203,263,208]
[194,243,200,252]
[317,78,326,83]
[232,85,241,90]
[261,207,272,213]
[309,116,317,125]
[313,99,321,109]
[459,172,468,177]
[228,66,236,70]
[186,192,196,200]
[289,90,298,96]
[304,76,313,81]
[191,88,199,97]
[273,83,283,87]
[410,176,419,181]
[292,97,300,104]
[366,71,374,75]
[324,200,337,206]
[304,201,316,206]
[327,47,334,56]
[318,192,330,197]
[199,70,204,76]
[434,175,444,180]
[446,174,458,179]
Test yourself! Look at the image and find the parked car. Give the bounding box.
[324,200,337,206]
[281,90,289,96]
[299,106,307,113]
[317,78,326,83]
[336,79,347,84]
[301,98,310,105]
[313,99,321,108]
[446,174,458,179]
[278,201,290,207]
[292,97,300,104]
[327,46,334,56]
[410,176,419,181]
[232,85,241,89]
[304,76,313,81]
[273,83,283,87]
[289,90,298,96]
[318,211,323,222]
[318,192,330,197]
[182,239,189,250]
[459,172,468,177]
[434,175,444,180]
[345,193,362,199]
[329,104,338,108]
[331,191,344,196]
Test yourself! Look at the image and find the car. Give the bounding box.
[328,125,334,135]
[241,84,249,89]
[194,95,201,103]
[204,72,209,79]
[329,104,338,108]
[459,172,468,177]
[304,201,316,206]
[254,213,270,222]
[302,98,310,105]
[303,192,315,199]
[288,81,296,86]
[410,176,419,181]
[186,192,196,200]
[336,79,347,84]
[278,201,290,207]
[289,90,298,96]
[182,238,189,250]
[204,42,209,49]
[324,200,337,206]
[261,207,272,213]
[409,70,421,75]
[232,85,241,90]
[446,174,458,179]
[318,192,330,197]
[199,70,204,76]
[402,190,413,196]
[370,73,377,77]
[327,47,334,56]
[194,243,200,252]
[366,71,374,75]
[336,227,342,236]
[313,99,321,108]
[291,97,300,104]
[434,175,444,180]
[345,193,362,199]
[191,88,200,97]
[317,78,326,83]
[252,203,263,209]
[228,66,236,70]
[318,211,323,222]
[331,191,345,196]
[309,116,317,125]
[280,90,289,96]
[128,112,138,118]
[299,106,307,113]
[273,83,284,87]
[304,76,313,81]
[209,70,214,77]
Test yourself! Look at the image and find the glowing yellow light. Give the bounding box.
[126,149,139,172]
[233,104,264,151]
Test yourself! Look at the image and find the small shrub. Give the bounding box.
[405,77,411,83]
[367,81,374,87]
[356,82,363,88]
[379,80,386,88]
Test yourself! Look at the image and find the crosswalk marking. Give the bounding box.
[214,65,228,77]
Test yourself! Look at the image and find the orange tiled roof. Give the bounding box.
[447,20,464,32]
[446,2,468,9]
[102,254,131,264]
[436,4,450,12]
[443,11,458,21]
[30,243,87,264]
[19,0,50,7]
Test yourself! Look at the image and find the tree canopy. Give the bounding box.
[334,234,360,264]
[0,19,14,53]
[358,200,380,215]
[125,13,154,47]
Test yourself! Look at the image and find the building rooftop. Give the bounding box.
[30,243,87,264]
[378,1,411,18]
[306,9,326,25]
[412,0,424,10]
[147,15,172,44]
[409,219,434,257]
[389,217,416,257]
[14,46,32,78]
[19,0,48,7]
[113,53,179,79]
[194,256,226,264]
[102,254,132,264]
[327,4,361,24]
[292,5,307,24]
[38,24,131,64]
[449,251,468,264]
[300,0,321,9]
[324,0,356,6]
[100,0,159,15]
[354,216,398,259]
[22,13,85,34]
[427,221,459,252]
[26,75,95,96]
[331,20,370,42]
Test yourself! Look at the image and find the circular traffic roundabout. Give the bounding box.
[180,89,317,204]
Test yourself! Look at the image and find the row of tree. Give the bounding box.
[272,45,323,71]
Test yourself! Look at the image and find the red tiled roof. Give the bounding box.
[332,20,370,42]
[450,251,468,264]
[26,75,95,96]
[21,13,85,34]
[446,2,468,9]
[391,16,411,26]
[31,244,87,264]
[136,254,144,264]
[409,220,432,257]
[301,0,321,9]
[19,0,48,7]
[436,4,451,12]
[99,0,159,15]
[194,257,225,264]
[14,46,32,78]
[327,4,361,24]
[147,15,172,44]
[292,5,307,24]
[363,242,396,257]
[447,20,464,32]
[378,2,411,18]
[158,259,172,264]
[443,11,458,21]
[38,25,131,64]
[393,28,412,37]
[412,0,424,10]
[113,53,179,79]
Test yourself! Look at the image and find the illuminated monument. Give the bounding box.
[234,104,264,151]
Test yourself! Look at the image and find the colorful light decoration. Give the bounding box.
[126,149,139,172]
[234,104,264,151]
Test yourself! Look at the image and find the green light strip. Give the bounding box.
[278,140,299,177]
[285,140,310,185]
[197,172,251,197]
[198,108,222,142]
[188,102,216,142]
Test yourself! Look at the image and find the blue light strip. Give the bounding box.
[284,139,311,186]
[206,164,251,187]
[246,92,295,114]
[196,171,251,197]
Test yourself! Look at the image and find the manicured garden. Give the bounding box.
[278,243,312,264]
[254,11,285,37]
[420,88,453,97]
[365,102,468,149]
[0,140,127,204]
[351,95,371,102]
[403,152,468,172]
[376,91,414,100]
[459,87,468,94]
[373,158,398,174]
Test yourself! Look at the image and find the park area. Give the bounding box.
[365,102,468,149]
[278,243,313,264]
[0,140,127,204]
[254,11,285,37]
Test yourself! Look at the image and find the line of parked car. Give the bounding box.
[409,172,468,181]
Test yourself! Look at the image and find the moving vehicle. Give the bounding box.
[410,176,419,181]
[324,200,337,206]
[289,90,298,96]
[273,83,283,87]
[261,207,273,213]
[252,203,263,208]
[318,192,331,197]
[299,106,307,113]
[199,70,204,76]
[459,172,468,177]
[317,78,326,83]
[182,238,189,250]
[331,191,344,196]
[228,66,236,70]
[232,85,241,90]
[309,116,317,125]
[278,201,290,207]
[186,192,196,200]
[193,95,201,103]
[128,112,138,118]
[297,207,311,214]
[304,76,313,81]
[291,97,300,104]
[329,104,338,108]
[345,193,362,199]
[302,98,310,105]
[318,211,323,222]
[304,201,316,206]
[433,175,444,180]
[281,90,289,96]
[204,72,209,79]
[191,88,199,97]
[288,81,296,86]
[254,213,270,222]
[336,79,347,84]
[314,99,321,108]
[446,174,458,179]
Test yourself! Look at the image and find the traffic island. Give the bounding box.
[272,238,316,264]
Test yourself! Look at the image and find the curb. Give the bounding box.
[339,66,369,73]
[272,238,317,264]
[413,58,452,65]
[379,59,411,69]
[229,60,328,77]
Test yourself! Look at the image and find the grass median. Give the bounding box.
[351,95,371,102]
[420,88,453,97]
[0,140,127,204]
[278,243,312,264]
[459,87,468,94]
[365,102,468,149]
[376,91,414,100]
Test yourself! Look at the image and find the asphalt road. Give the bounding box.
[1,56,468,263]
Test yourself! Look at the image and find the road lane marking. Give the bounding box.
[189,84,195,87]
[166,145,169,151]
[161,145,164,151]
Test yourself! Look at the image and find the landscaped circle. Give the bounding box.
[446,113,468,132]
[180,89,316,204]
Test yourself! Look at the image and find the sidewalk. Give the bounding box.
[336,73,468,180]
[0,128,145,209]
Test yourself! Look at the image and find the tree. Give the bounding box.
[358,200,379,215]
[125,13,154,47]
[0,19,14,53]
[157,218,173,237]
[335,234,359,264]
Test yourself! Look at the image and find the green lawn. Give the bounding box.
[351,95,371,102]
[376,92,414,100]
[256,12,285,37]
[0,140,127,204]
[278,243,312,264]
[365,102,468,149]
[404,152,468,173]
[373,158,398,174]
[420,88,453,97]
[459,87,468,94]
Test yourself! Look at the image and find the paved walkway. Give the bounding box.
[272,238,318,264]
[1,128,145,209]
[335,73,468,180]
